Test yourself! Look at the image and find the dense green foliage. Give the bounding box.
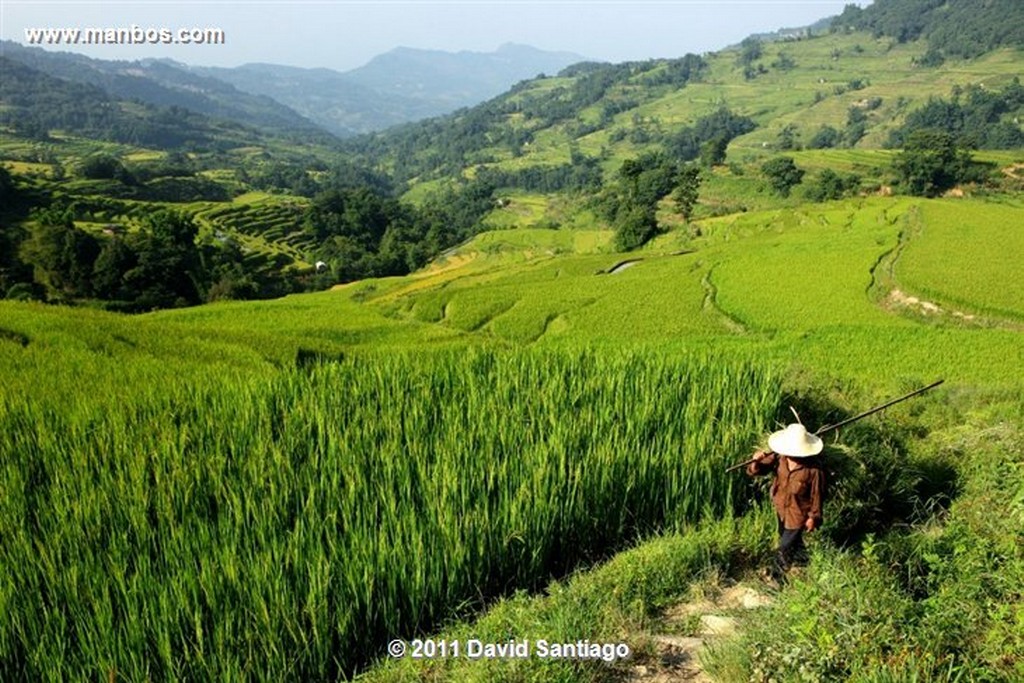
[0,58,282,151]
[672,166,702,219]
[612,204,658,251]
[0,142,510,304]
[760,157,805,197]
[889,81,1024,150]
[594,152,699,250]
[305,179,497,282]
[664,108,757,164]
[833,0,1024,58]
[0,167,27,292]
[737,38,764,67]
[892,130,974,196]
[804,168,860,201]
[0,165,13,200]
[474,155,603,193]
[0,348,776,679]
[18,205,100,299]
[807,125,842,150]
[15,208,284,310]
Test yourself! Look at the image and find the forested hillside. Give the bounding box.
[2,0,1022,312]
[0,41,326,138]
[832,0,1024,58]
[0,58,295,150]
[344,15,1022,192]
[195,43,588,136]
[344,54,709,184]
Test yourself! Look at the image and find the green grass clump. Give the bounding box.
[0,347,778,679]
[705,547,927,682]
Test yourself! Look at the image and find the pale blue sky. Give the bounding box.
[2,1,869,70]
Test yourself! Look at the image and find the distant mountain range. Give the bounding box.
[0,40,324,137]
[195,44,590,136]
[0,41,589,139]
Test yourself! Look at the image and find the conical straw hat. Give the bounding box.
[768,423,823,457]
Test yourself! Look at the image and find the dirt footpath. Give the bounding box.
[624,582,774,682]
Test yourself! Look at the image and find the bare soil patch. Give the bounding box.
[623,583,773,683]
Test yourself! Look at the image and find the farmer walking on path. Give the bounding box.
[746,423,825,580]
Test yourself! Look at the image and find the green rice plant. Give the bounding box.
[362,508,779,683]
[706,199,912,330]
[0,347,778,680]
[895,199,1024,322]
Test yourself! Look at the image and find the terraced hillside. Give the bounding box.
[347,31,1023,192]
[194,194,315,268]
[320,196,1020,388]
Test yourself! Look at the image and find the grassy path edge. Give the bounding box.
[358,393,1024,683]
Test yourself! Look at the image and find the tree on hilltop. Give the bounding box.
[700,136,729,167]
[808,125,841,149]
[738,37,763,66]
[78,154,135,184]
[805,169,861,202]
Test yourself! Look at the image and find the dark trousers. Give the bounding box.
[775,517,806,575]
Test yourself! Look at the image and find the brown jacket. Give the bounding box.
[746,450,825,530]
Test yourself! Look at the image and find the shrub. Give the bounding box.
[808,125,842,149]
[760,157,804,197]
[78,154,134,184]
[805,169,861,202]
[614,204,658,250]
[893,129,973,196]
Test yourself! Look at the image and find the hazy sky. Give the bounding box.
[2,1,869,71]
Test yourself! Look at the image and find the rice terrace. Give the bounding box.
[1,0,1023,681]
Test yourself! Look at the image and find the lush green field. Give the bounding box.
[895,198,1024,321]
[4,8,1023,679]
[357,398,1024,682]
[352,196,1024,388]
[3,188,1023,680]
[0,341,777,679]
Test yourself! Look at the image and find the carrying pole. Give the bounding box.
[725,380,944,473]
